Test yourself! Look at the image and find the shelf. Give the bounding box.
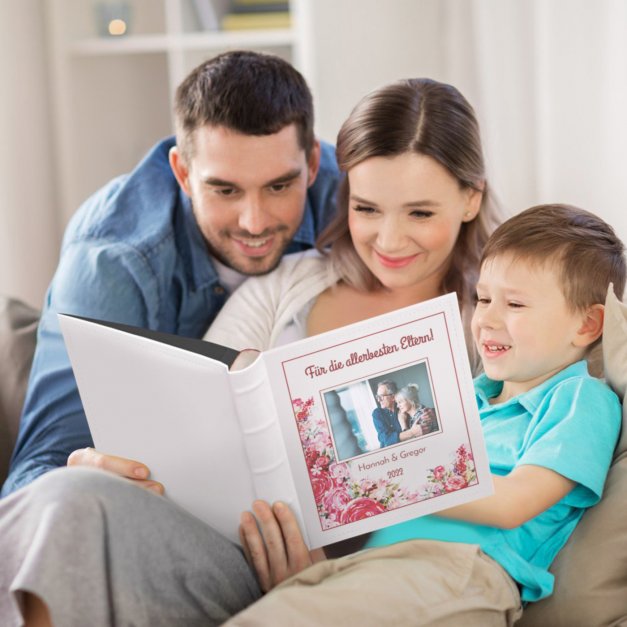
[48,0,303,221]
[69,29,295,56]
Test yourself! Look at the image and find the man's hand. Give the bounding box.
[239,500,324,593]
[67,448,164,494]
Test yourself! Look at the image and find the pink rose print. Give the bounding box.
[339,497,386,524]
[420,443,478,498]
[292,399,477,530]
[312,474,334,502]
[445,475,468,492]
[322,487,353,514]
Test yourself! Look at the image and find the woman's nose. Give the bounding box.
[376,216,406,252]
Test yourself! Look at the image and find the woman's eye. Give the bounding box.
[409,209,434,219]
[352,204,377,214]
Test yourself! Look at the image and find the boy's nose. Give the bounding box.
[477,306,501,329]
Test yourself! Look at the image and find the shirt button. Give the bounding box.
[213,285,225,295]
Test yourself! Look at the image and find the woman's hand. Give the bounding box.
[419,408,437,434]
[397,412,410,430]
[239,500,324,593]
[67,447,164,494]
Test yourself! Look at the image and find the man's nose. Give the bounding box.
[238,196,271,235]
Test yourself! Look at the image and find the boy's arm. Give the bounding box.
[438,465,576,529]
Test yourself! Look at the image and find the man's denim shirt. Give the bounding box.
[2,137,340,496]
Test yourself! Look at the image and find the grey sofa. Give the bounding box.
[0,296,38,482]
[0,294,625,626]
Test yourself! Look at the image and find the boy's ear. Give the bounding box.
[573,304,605,347]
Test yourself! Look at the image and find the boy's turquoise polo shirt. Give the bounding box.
[366,361,621,602]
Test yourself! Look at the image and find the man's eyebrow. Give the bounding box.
[203,168,302,188]
[266,168,302,186]
[204,176,239,187]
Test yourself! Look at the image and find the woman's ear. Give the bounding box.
[169,146,191,196]
[462,183,484,222]
[573,304,605,347]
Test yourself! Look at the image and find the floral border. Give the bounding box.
[293,397,477,530]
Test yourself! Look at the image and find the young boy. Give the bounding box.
[231,204,625,626]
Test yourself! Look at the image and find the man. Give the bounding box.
[1,50,340,497]
[371,380,400,447]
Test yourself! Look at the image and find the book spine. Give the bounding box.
[230,359,306,541]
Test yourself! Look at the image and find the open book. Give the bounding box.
[59,292,492,549]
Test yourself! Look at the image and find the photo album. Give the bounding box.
[59,292,492,548]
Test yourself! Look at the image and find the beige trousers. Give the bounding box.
[227,540,523,627]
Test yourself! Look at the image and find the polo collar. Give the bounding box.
[475,360,589,413]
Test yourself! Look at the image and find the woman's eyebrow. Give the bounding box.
[350,194,440,208]
[350,194,378,206]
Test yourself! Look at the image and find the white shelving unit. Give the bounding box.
[46,0,303,223]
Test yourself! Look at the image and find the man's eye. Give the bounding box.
[215,188,237,196]
[269,183,290,193]
[508,302,524,309]
[476,297,490,305]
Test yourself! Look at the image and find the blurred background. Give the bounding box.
[1,0,626,307]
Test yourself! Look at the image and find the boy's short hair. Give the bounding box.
[481,204,626,311]
[174,50,314,162]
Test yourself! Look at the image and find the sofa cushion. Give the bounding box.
[518,286,627,627]
[602,285,627,458]
[0,296,39,484]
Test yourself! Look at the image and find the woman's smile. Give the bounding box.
[374,250,421,268]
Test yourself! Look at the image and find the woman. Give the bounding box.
[204,77,498,368]
[394,383,439,437]
[10,78,502,627]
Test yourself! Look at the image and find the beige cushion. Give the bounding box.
[602,286,627,457]
[0,296,39,484]
[519,286,627,627]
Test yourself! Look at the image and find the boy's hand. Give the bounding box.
[239,500,323,592]
[67,447,164,494]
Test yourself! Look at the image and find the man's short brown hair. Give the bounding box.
[174,50,314,162]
